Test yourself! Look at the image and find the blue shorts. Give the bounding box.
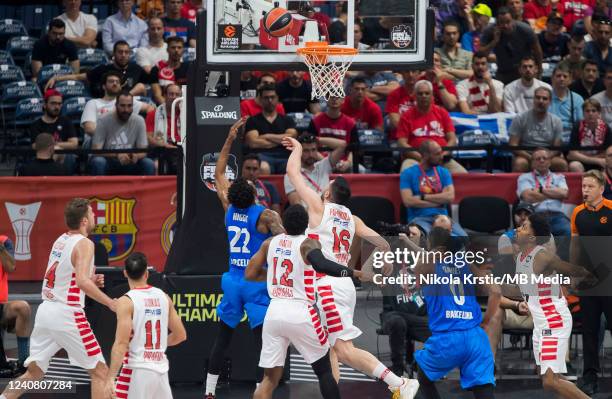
[216,271,270,329]
[415,327,495,389]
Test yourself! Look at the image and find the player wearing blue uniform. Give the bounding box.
[414,227,500,399]
[204,119,284,399]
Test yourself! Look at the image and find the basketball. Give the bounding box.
[263,7,294,37]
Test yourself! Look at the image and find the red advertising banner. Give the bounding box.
[0,173,583,281]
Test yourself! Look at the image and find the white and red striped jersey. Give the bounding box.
[266,234,316,303]
[516,245,571,337]
[307,202,355,268]
[41,233,93,308]
[124,286,169,373]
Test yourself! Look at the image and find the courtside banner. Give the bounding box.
[0,176,176,280]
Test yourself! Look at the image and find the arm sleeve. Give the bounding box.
[306,249,354,277]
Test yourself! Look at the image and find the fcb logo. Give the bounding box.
[390,25,413,49]
[160,211,177,255]
[89,197,138,261]
[200,152,238,192]
[601,216,608,224]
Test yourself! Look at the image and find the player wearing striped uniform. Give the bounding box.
[283,137,419,399]
[514,213,594,399]
[0,198,116,399]
[106,252,186,399]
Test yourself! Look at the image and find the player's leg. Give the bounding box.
[311,351,340,399]
[0,362,45,399]
[87,361,109,399]
[243,279,271,385]
[253,367,283,399]
[205,321,235,397]
[2,301,32,367]
[541,368,589,399]
[417,367,441,399]
[252,325,264,383]
[471,384,496,399]
[482,304,504,358]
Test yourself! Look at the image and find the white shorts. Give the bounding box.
[316,276,362,346]
[24,302,105,373]
[116,367,172,399]
[533,334,569,375]
[259,300,329,368]
[530,297,572,375]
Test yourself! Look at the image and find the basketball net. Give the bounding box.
[297,42,358,101]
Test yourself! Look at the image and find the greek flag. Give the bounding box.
[450,112,516,142]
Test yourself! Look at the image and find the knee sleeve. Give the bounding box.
[311,352,340,399]
[208,321,235,374]
[472,384,495,399]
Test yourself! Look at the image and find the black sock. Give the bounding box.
[417,367,441,399]
[207,321,235,375]
[311,351,341,399]
[472,384,495,399]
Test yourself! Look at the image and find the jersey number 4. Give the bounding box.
[272,257,294,287]
[332,227,350,253]
[144,319,161,350]
[44,261,59,289]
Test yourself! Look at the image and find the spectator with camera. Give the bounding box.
[397,80,467,174]
[400,139,467,236]
[567,99,612,172]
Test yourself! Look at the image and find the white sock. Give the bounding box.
[373,362,403,388]
[205,373,219,395]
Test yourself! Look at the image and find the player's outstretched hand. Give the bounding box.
[282,136,301,152]
[228,117,247,140]
[517,301,529,316]
[93,274,105,288]
[104,378,117,399]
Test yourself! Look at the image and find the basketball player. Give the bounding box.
[0,198,115,399]
[282,137,419,399]
[414,227,500,399]
[514,213,594,398]
[245,204,372,399]
[204,118,285,399]
[105,252,187,399]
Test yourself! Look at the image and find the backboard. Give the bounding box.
[203,0,432,70]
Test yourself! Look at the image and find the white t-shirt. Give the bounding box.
[135,43,168,69]
[80,98,144,127]
[58,12,98,40]
[502,78,552,114]
[284,158,332,196]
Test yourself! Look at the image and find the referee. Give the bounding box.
[570,169,612,396]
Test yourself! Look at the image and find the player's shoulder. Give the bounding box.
[572,203,587,217]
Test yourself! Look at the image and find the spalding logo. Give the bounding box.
[200,152,238,192]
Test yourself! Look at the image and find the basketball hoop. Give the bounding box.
[297,42,358,100]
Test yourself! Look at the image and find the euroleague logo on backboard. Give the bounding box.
[200,152,238,192]
[224,25,237,38]
[390,25,413,49]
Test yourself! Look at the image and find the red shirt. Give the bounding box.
[557,0,594,30]
[240,99,286,117]
[419,74,458,107]
[385,86,416,140]
[311,113,356,144]
[145,109,155,133]
[524,1,552,30]
[181,1,199,24]
[340,97,383,130]
[396,104,454,148]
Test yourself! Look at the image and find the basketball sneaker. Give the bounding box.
[389,377,419,399]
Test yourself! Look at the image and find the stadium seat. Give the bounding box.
[356,128,387,148]
[6,36,36,66]
[347,196,396,231]
[0,50,14,65]
[458,196,510,234]
[0,8,16,20]
[54,80,89,99]
[14,97,43,127]
[37,63,73,89]
[78,48,108,71]
[0,81,40,132]
[455,129,499,160]
[0,64,25,87]
[90,4,110,20]
[286,112,313,133]
[134,96,156,107]
[0,19,28,48]
[61,96,91,126]
[20,5,59,38]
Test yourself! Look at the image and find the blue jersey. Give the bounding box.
[422,261,482,333]
[225,204,270,273]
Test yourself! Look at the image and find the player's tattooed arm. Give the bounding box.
[215,118,247,211]
[259,209,285,236]
[166,294,187,347]
[282,137,325,222]
[245,238,271,282]
[106,296,134,397]
[73,238,115,311]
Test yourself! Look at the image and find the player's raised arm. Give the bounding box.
[215,118,247,211]
[470,263,502,327]
[282,136,324,217]
[245,238,271,282]
[259,208,286,236]
[73,238,115,311]
[354,215,391,252]
[535,250,594,280]
[106,296,133,397]
[166,294,187,347]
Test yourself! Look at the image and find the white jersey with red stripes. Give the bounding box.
[124,286,170,373]
[41,233,94,308]
[307,202,355,268]
[515,245,571,338]
[266,234,315,303]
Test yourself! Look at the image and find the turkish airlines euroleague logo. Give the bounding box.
[224,25,236,38]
